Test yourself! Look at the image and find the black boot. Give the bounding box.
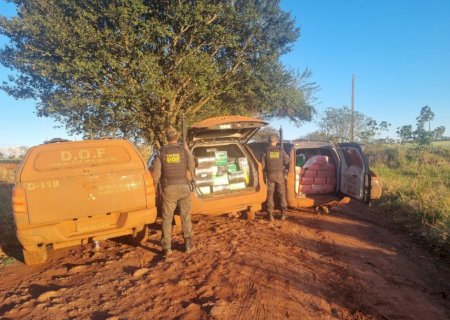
[268,212,274,221]
[281,209,287,220]
[185,238,194,253]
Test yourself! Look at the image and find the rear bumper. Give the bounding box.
[16,207,157,250]
[287,194,350,208]
[191,189,266,215]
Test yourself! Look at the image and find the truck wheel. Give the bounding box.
[23,246,48,265]
[129,225,149,245]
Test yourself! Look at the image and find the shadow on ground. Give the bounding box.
[0,183,23,263]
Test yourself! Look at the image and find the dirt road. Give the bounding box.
[1,203,449,320]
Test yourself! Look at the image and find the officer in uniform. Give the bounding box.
[152,128,195,255]
[261,134,290,221]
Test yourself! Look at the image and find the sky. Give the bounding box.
[0,0,449,146]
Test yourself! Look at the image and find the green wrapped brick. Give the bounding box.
[215,151,228,166]
[227,163,238,172]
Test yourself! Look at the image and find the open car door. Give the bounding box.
[338,143,371,203]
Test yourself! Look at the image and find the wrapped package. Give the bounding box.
[317,170,334,178]
[215,151,228,166]
[238,157,250,184]
[196,156,216,167]
[299,184,312,194]
[303,170,317,178]
[300,177,314,185]
[195,167,215,176]
[314,177,327,184]
[306,164,321,171]
[227,163,238,173]
[228,171,246,184]
[198,186,211,195]
[196,172,212,179]
[216,165,228,176]
[311,184,324,193]
[229,182,246,190]
[304,155,329,168]
[213,174,229,186]
[195,177,214,187]
[212,185,230,192]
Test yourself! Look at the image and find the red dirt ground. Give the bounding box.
[0,203,449,320]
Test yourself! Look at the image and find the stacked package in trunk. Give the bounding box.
[295,155,336,194]
[194,150,249,195]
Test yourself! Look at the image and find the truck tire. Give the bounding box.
[23,246,48,265]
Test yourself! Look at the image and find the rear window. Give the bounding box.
[341,147,363,168]
[33,146,131,171]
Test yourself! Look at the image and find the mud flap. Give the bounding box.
[23,245,48,265]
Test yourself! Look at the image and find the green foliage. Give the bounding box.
[370,144,450,247]
[0,0,315,145]
[0,182,20,267]
[396,106,446,146]
[315,106,389,143]
[300,130,329,141]
[251,125,279,142]
[396,125,413,144]
[316,106,365,143]
[359,118,391,143]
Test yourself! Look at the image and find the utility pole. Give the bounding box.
[351,74,355,142]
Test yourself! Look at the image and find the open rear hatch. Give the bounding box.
[338,143,371,203]
[189,116,267,197]
[188,116,268,144]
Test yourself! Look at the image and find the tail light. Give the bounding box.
[12,186,29,225]
[12,187,27,213]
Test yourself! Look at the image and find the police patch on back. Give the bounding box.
[166,153,181,164]
[269,151,280,159]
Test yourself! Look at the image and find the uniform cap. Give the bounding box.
[268,134,279,142]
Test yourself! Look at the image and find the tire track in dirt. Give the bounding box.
[0,206,449,319]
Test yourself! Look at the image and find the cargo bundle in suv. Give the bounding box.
[250,140,382,210]
[13,139,157,265]
[187,116,268,217]
[287,141,382,209]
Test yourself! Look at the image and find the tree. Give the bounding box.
[396,125,413,144]
[0,0,315,145]
[416,105,434,133]
[358,119,391,144]
[251,125,279,142]
[300,130,329,141]
[316,106,367,143]
[433,126,446,141]
[414,106,435,145]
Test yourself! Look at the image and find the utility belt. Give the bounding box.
[162,177,189,188]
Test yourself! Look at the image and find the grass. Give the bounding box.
[367,144,450,253]
[0,163,21,266]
